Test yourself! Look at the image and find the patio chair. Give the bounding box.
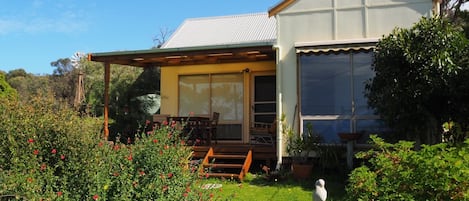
[204,112,219,145]
[152,114,169,129]
[250,118,276,146]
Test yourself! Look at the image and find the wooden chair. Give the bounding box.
[204,112,220,145]
[153,114,169,129]
[250,118,277,146]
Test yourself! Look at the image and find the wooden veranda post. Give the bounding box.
[103,62,110,140]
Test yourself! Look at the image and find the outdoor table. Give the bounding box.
[168,116,211,145]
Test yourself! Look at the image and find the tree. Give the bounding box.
[440,0,469,38]
[50,58,76,105]
[5,69,50,103]
[440,0,468,20]
[152,27,173,48]
[0,73,17,100]
[365,17,469,144]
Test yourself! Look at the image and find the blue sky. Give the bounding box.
[0,0,279,75]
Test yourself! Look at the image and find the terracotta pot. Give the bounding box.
[291,163,313,180]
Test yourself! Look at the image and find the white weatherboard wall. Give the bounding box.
[273,0,434,159]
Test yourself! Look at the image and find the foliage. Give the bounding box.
[4,69,51,103]
[0,73,17,100]
[282,114,321,163]
[365,17,469,144]
[440,0,468,21]
[0,94,220,200]
[442,121,469,146]
[0,93,102,199]
[346,135,469,200]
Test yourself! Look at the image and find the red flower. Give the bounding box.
[139,170,145,176]
[57,191,63,197]
[162,120,168,125]
[205,173,209,178]
[60,154,66,160]
[28,138,34,144]
[167,172,173,179]
[146,120,151,125]
[183,193,188,197]
[127,154,133,161]
[113,145,120,151]
[153,139,158,144]
[162,185,168,192]
[210,193,214,198]
[181,140,186,145]
[40,163,47,171]
[186,187,191,193]
[164,145,169,150]
[27,177,33,183]
[33,149,39,155]
[51,149,57,154]
[92,194,99,200]
[98,141,104,147]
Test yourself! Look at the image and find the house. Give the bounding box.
[90,0,438,170]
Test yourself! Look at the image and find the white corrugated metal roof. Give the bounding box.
[161,13,276,49]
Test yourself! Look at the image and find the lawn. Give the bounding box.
[200,170,348,201]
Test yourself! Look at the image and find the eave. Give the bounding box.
[89,42,276,67]
[268,0,296,17]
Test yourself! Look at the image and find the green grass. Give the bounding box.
[200,170,347,201]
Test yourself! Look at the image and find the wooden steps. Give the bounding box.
[201,147,252,181]
[192,145,276,161]
[203,163,243,169]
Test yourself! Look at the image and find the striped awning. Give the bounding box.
[295,38,378,54]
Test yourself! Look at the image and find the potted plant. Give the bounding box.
[282,115,322,180]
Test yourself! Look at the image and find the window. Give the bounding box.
[299,51,385,143]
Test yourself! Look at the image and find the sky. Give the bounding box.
[0,0,279,75]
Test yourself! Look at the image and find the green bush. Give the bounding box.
[0,95,219,200]
[346,136,469,200]
[86,123,219,200]
[0,94,102,199]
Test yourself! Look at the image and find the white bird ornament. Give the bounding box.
[313,179,327,201]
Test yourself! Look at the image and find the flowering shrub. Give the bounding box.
[0,95,221,200]
[346,135,469,200]
[87,122,220,200]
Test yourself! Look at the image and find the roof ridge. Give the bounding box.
[183,12,268,22]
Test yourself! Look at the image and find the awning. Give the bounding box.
[295,38,379,54]
[89,42,275,67]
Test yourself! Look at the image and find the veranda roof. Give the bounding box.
[90,13,276,67]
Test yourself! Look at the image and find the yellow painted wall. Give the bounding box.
[160,61,275,116]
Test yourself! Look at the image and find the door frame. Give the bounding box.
[245,71,276,143]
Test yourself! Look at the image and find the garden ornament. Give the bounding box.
[313,179,327,201]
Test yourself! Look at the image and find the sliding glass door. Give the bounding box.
[179,73,244,140]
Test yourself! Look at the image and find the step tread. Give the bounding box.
[203,163,243,168]
[206,172,240,178]
[210,154,246,159]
